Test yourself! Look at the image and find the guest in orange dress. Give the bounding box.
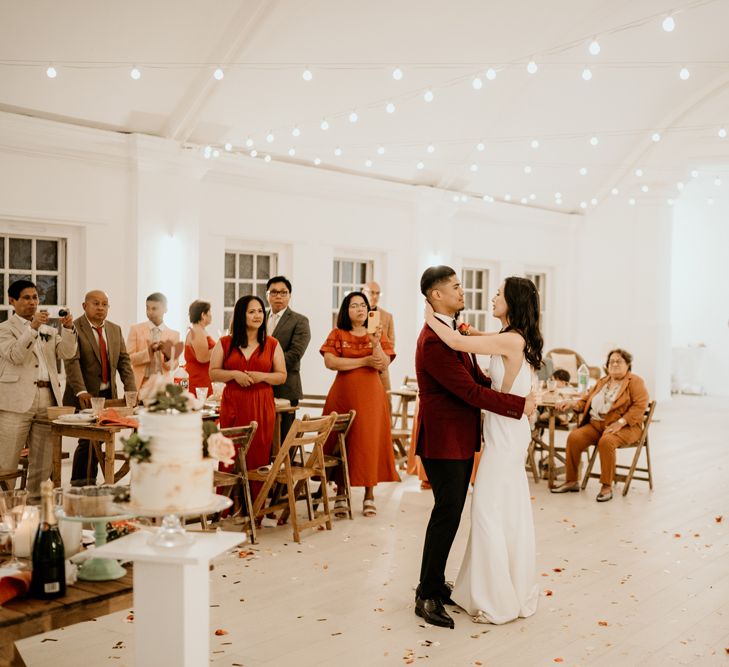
[209,296,286,501]
[321,291,399,517]
[184,300,215,397]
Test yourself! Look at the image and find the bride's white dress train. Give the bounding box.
[452,355,539,624]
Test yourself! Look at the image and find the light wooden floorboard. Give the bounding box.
[15,395,729,666]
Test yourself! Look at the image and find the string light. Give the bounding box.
[130,66,141,80]
[527,60,538,74]
[679,67,690,80]
[320,119,329,130]
[212,149,220,158]
[486,68,497,80]
[719,127,727,139]
[520,197,528,204]
[590,136,599,146]
[203,146,212,159]
[691,169,699,178]
[302,68,313,81]
[591,198,598,205]
[348,111,358,123]
[707,197,714,205]
[579,167,588,176]
[313,157,321,165]
[377,145,385,155]
[524,165,532,174]
[392,67,403,80]
[588,39,601,56]
[651,132,661,142]
[224,142,232,152]
[460,194,468,202]
[213,67,224,80]
[504,194,512,201]
[249,149,257,157]
[263,154,271,163]
[291,126,301,137]
[472,76,483,90]
[628,198,636,205]
[714,177,722,186]
[476,142,485,151]
[611,187,619,195]
[416,161,425,170]
[385,102,396,113]
[635,168,644,177]
[365,159,373,167]
[334,146,342,156]
[662,15,676,32]
[266,131,274,143]
[245,137,254,148]
[529,193,537,201]
[423,89,434,102]
[580,201,588,209]
[46,65,57,78]
[667,198,675,205]
[676,181,684,190]
[554,192,562,199]
[582,67,593,81]
[530,139,540,149]
[288,147,296,156]
[641,185,649,192]
[426,144,435,154]
[470,164,479,172]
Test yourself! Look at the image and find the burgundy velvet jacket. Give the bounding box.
[415,321,525,460]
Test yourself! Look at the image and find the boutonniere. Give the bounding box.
[38,324,53,342]
[457,322,471,336]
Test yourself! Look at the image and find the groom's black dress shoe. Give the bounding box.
[415,596,455,629]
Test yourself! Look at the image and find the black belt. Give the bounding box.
[34,380,52,388]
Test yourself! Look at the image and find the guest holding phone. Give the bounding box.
[320,291,398,517]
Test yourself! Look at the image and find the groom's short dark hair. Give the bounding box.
[420,265,456,297]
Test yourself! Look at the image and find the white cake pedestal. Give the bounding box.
[94,526,245,667]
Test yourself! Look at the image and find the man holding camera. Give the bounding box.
[63,290,136,486]
[0,279,77,499]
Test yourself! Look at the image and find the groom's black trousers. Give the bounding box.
[417,456,474,600]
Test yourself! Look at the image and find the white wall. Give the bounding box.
[671,176,729,396]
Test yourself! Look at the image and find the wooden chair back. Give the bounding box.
[249,413,338,542]
[546,348,600,381]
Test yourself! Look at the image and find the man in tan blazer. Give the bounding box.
[0,280,77,499]
[126,292,181,390]
[363,281,396,393]
[63,290,136,485]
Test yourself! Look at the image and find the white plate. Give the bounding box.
[55,413,97,424]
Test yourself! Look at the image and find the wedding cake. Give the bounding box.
[130,410,214,512]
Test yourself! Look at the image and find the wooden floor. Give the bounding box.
[16,395,729,666]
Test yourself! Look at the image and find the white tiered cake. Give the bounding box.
[130,410,214,512]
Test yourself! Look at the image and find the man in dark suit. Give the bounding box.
[266,276,311,440]
[63,290,136,486]
[414,266,535,628]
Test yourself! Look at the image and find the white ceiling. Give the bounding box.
[1,0,729,212]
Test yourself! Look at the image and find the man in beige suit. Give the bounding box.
[0,280,77,499]
[126,292,181,390]
[63,290,136,485]
[363,281,396,393]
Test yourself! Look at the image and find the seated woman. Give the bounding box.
[320,291,399,517]
[551,349,649,502]
[209,295,286,502]
[184,300,215,397]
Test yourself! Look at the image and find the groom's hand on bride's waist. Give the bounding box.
[523,392,536,417]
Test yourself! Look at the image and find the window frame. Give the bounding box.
[223,250,278,331]
[331,257,374,324]
[460,266,492,333]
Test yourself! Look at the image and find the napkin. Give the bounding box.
[97,408,139,429]
[0,570,32,605]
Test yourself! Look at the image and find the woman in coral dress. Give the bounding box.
[210,295,286,501]
[321,291,399,517]
[184,299,215,397]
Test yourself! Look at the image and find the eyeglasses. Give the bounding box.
[267,290,289,297]
[365,290,382,296]
[349,304,368,310]
[608,358,627,365]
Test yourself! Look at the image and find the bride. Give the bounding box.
[424,276,543,624]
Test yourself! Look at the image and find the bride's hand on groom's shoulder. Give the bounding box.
[424,299,434,320]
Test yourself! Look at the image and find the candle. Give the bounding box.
[14,506,39,558]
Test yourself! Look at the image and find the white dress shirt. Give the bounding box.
[85,315,110,392]
[14,314,50,382]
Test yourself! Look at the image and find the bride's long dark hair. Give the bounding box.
[502,276,543,372]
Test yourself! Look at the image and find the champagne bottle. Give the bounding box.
[31,480,66,599]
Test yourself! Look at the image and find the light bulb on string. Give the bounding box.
[714,177,722,186]
[530,139,539,149]
[591,198,598,206]
[476,142,485,151]
[385,102,396,114]
[707,197,714,205]
[460,195,468,203]
[651,132,661,142]
[320,119,329,130]
[641,185,649,193]
[679,67,690,80]
[691,169,699,178]
[579,167,588,176]
[212,149,220,159]
[486,68,497,80]
[718,127,727,139]
[213,67,224,81]
[524,165,532,174]
[504,193,512,201]
[470,164,479,172]
[288,148,296,157]
[452,194,460,203]
[580,201,588,209]
[392,67,403,81]
[527,60,538,74]
[676,181,684,190]
[554,192,562,199]
[334,147,342,157]
[249,149,257,157]
[302,68,313,82]
[292,126,301,137]
[263,155,271,163]
[611,187,619,195]
[224,142,232,152]
[365,159,373,168]
[582,67,593,81]
[416,161,425,170]
[203,146,212,159]
[628,198,636,206]
[635,168,644,177]
[423,89,434,102]
[529,193,536,201]
[662,15,676,32]
[348,111,358,123]
[426,144,435,154]
[313,157,321,165]
[667,198,675,206]
[377,145,385,155]
[588,39,601,56]
[521,197,528,205]
[245,137,254,148]
[46,65,57,78]
[472,76,483,90]
[266,131,274,143]
[590,136,599,146]
[130,66,141,80]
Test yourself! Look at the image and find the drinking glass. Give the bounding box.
[124,391,138,408]
[90,396,105,415]
[195,387,209,402]
[0,489,29,570]
[212,382,225,401]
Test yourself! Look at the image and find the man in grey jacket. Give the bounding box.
[266,276,311,440]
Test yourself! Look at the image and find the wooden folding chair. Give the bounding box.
[0,449,28,491]
[249,413,337,543]
[199,422,258,543]
[581,401,656,496]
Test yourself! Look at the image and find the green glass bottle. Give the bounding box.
[31,480,66,599]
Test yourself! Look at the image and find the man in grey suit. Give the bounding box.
[63,290,136,485]
[266,276,311,440]
[0,280,77,499]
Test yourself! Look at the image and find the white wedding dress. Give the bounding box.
[452,354,539,624]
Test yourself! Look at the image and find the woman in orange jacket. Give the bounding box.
[551,349,649,502]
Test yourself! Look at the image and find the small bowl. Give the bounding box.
[47,406,75,420]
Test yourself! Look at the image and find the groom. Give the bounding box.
[414,266,535,628]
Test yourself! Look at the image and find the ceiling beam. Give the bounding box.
[162,0,277,143]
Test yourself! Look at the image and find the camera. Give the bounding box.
[58,308,68,317]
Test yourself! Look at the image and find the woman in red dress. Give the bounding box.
[184,300,215,397]
[321,291,399,517]
[210,295,286,501]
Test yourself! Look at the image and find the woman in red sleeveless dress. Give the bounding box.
[184,300,215,397]
[321,291,398,517]
[210,296,286,501]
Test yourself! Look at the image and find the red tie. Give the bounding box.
[93,326,110,383]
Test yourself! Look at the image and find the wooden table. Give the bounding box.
[41,419,136,486]
[531,392,579,488]
[0,569,133,667]
[388,387,418,431]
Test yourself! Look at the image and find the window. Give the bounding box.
[1,234,66,323]
[460,267,491,331]
[525,271,547,315]
[332,258,373,323]
[223,251,277,330]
